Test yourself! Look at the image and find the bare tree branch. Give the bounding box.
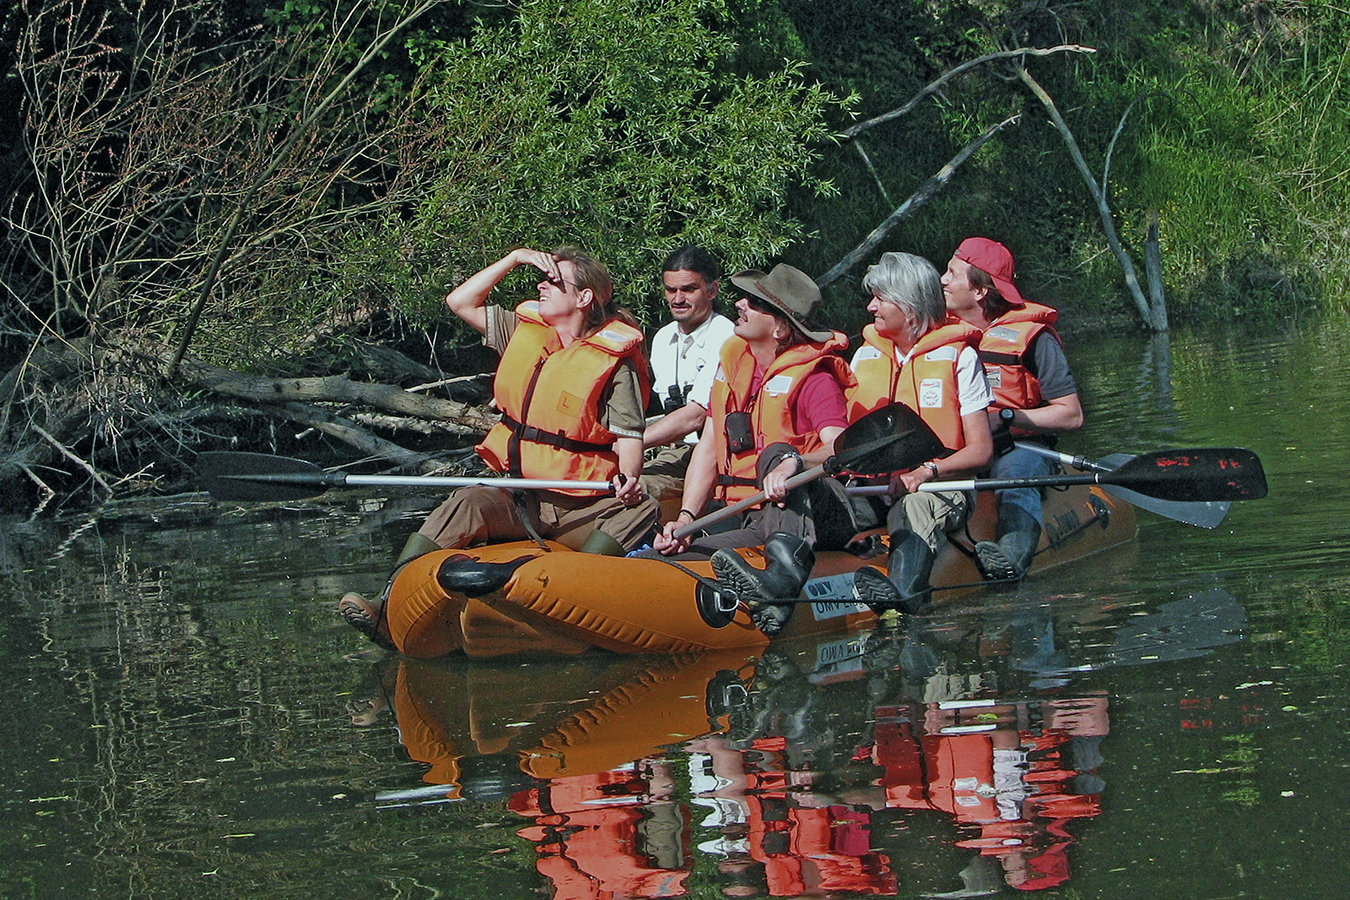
[842,44,1096,140]
[1015,66,1159,330]
[819,114,1020,288]
[167,0,444,376]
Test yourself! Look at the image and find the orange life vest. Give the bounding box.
[709,333,854,502]
[846,321,981,451]
[979,302,1060,413]
[477,302,647,496]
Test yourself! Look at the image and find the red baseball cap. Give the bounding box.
[954,237,1024,306]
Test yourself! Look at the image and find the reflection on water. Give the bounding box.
[370,589,1247,897]
[3,319,1350,898]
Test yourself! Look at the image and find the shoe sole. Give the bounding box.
[711,552,794,635]
[710,552,765,609]
[974,541,1023,581]
[853,567,903,609]
[338,594,396,651]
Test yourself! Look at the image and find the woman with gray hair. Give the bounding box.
[845,251,996,615]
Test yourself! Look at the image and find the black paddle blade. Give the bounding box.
[832,402,946,477]
[196,451,332,502]
[1096,453,1231,528]
[1112,448,1268,502]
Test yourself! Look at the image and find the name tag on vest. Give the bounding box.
[763,374,794,396]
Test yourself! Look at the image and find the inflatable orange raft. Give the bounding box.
[377,480,1135,659]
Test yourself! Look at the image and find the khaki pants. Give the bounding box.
[416,485,660,552]
[886,489,973,553]
[639,443,695,503]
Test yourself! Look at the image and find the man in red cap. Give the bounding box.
[942,238,1084,581]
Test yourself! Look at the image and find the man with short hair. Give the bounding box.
[941,237,1085,581]
[652,263,855,634]
[640,246,736,502]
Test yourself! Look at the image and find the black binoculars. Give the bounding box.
[662,384,690,414]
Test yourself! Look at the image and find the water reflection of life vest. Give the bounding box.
[868,703,1102,891]
[873,714,999,821]
[509,767,690,900]
[745,797,896,897]
[695,734,891,897]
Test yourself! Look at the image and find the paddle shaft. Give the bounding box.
[1013,441,1110,473]
[672,463,827,539]
[847,472,1108,495]
[235,471,612,492]
[343,473,613,491]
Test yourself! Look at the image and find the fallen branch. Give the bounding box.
[268,401,449,474]
[819,114,1020,288]
[171,356,499,433]
[19,462,55,518]
[33,422,113,497]
[842,44,1095,140]
[1016,66,1159,330]
[346,411,482,438]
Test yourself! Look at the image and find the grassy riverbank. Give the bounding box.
[778,0,1344,330]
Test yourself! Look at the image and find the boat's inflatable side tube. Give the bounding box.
[386,550,468,658]
[495,554,771,654]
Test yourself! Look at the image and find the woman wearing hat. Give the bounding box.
[943,237,1084,581]
[846,251,995,614]
[652,263,856,635]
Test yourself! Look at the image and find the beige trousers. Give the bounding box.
[639,443,695,503]
[416,485,660,552]
[886,489,974,553]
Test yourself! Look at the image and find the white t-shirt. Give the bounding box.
[849,342,993,416]
[649,313,736,443]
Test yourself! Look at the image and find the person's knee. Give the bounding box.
[995,489,1043,524]
[419,488,505,548]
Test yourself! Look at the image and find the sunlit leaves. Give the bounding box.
[382,0,849,329]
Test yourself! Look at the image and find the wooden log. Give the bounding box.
[171,356,499,432]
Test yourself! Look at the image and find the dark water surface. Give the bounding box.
[2,318,1347,899]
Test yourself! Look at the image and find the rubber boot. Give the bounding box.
[710,533,815,636]
[853,530,935,616]
[974,504,1042,582]
[577,529,625,557]
[395,532,441,566]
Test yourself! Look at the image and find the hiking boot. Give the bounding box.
[853,530,935,616]
[338,592,396,651]
[974,504,1042,582]
[710,533,814,636]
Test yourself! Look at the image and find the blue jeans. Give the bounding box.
[989,445,1057,524]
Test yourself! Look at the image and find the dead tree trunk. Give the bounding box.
[1145,210,1169,332]
[1016,67,1165,331]
[819,114,1020,288]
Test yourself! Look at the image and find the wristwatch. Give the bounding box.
[922,460,940,477]
[999,407,1016,428]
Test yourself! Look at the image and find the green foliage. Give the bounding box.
[360,0,848,331]
[744,1,1350,326]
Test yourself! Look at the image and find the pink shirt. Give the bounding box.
[747,366,849,436]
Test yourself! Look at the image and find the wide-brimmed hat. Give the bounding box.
[730,263,834,342]
[954,237,1024,306]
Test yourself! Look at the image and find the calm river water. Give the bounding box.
[2,316,1347,899]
